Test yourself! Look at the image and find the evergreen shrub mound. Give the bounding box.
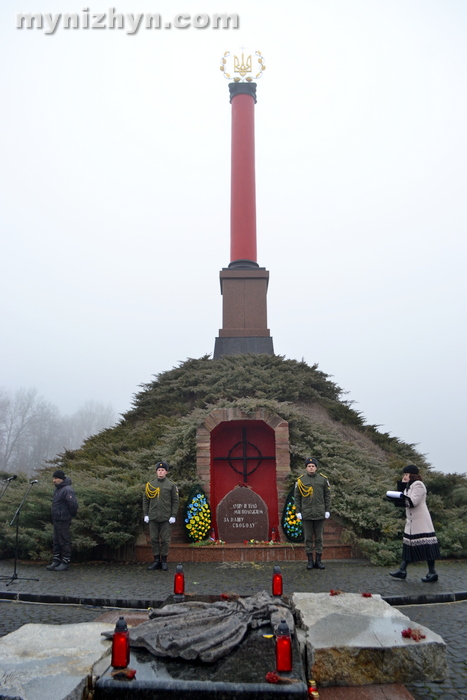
[1,355,466,564]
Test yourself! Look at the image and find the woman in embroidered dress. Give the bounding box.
[390,465,441,582]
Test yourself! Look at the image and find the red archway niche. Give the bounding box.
[196,407,290,543]
[211,420,277,541]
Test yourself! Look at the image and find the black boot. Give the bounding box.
[306,553,314,570]
[421,560,438,583]
[161,555,168,571]
[147,555,161,571]
[55,558,70,571]
[315,553,325,570]
[46,558,61,571]
[390,560,408,579]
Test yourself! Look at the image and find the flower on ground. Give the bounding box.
[265,672,279,684]
[401,628,426,642]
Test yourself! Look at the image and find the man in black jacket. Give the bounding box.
[46,469,79,571]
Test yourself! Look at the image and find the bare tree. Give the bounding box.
[0,388,116,475]
[61,400,117,450]
[0,388,53,473]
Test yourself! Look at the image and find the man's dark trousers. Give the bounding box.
[303,519,325,554]
[53,520,72,562]
[149,521,170,557]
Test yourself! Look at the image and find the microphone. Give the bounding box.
[30,480,39,484]
[6,475,18,481]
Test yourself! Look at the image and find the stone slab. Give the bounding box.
[94,627,308,699]
[292,592,446,687]
[0,622,111,700]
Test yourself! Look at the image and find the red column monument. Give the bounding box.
[230,84,257,264]
[214,52,274,358]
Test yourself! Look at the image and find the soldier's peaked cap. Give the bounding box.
[305,458,319,467]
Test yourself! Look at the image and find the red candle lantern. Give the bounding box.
[272,527,280,542]
[111,616,130,669]
[275,619,293,672]
[308,679,318,697]
[174,563,185,595]
[272,564,283,597]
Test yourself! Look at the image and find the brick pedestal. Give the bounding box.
[213,266,273,358]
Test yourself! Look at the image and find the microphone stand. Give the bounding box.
[0,482,39,586]
[0,479,14,503]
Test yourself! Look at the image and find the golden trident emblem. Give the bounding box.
[234,53,252,78]
[220,50,266,82]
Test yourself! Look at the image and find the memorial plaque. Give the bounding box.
[217,486,269,542]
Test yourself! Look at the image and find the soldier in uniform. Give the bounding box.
[294,457,331,570]
[143,461,179,571]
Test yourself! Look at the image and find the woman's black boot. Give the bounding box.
[421,560,438,583]
[390,560,408,579]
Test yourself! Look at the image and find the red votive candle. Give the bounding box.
[275,619,293,672]
[111,616,130,668]
[174,563,185,595]
[272,564,283,597]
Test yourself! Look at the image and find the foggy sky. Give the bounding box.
[1,0,466,474]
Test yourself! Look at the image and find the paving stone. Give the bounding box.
[318,685,415,699]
